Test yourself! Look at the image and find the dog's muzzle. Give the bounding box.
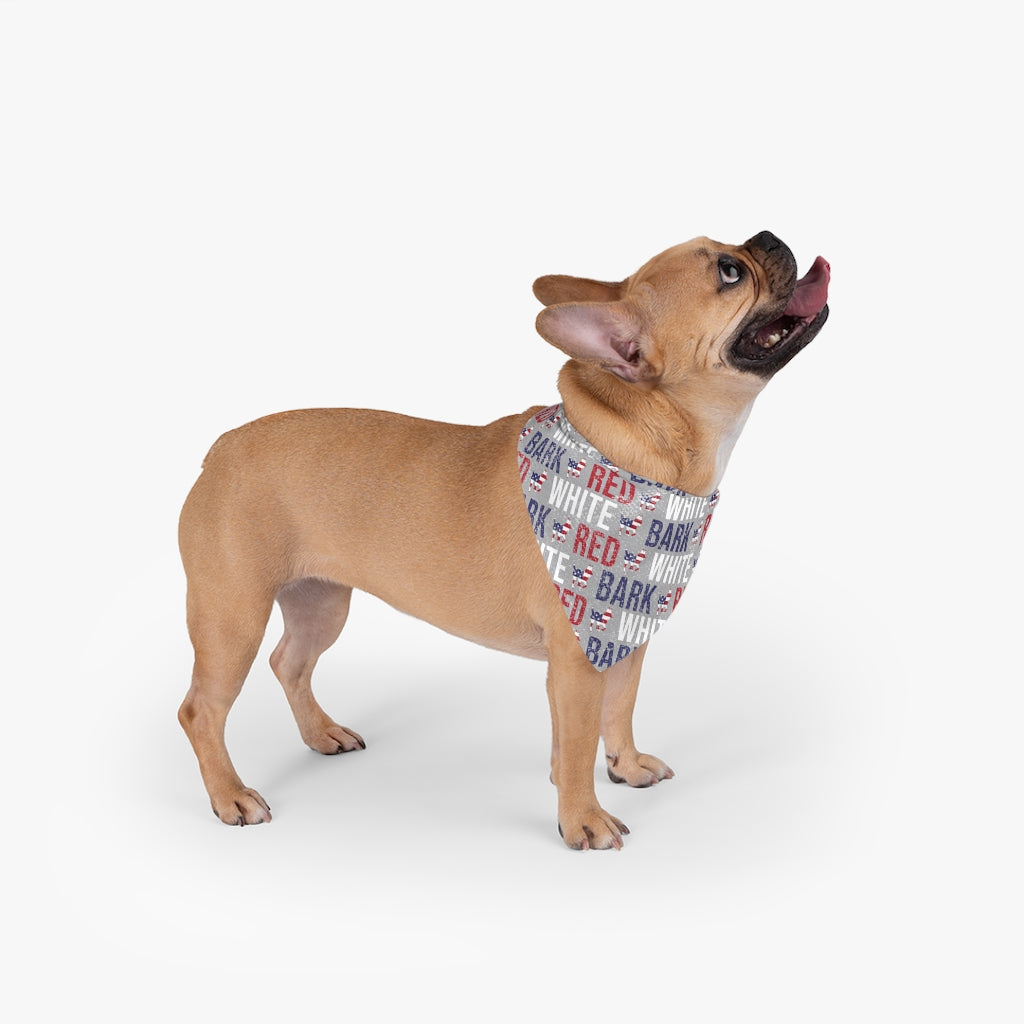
[728,231,831,377]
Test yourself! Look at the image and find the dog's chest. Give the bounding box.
[516,404,717,670]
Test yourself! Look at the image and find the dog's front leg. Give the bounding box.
[600,644,675,787]
[546,642,629,850]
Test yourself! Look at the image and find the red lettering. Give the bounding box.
[573,523,590,556]
[590,467,636,503]
[580,530,623,565]
[557,586,587,625]
[601,536,621,566]
[518,453,531,483]
[672,587,684,609]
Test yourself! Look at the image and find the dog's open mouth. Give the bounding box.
[730,256,831,375]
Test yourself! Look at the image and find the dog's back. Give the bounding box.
[180,407,549,657]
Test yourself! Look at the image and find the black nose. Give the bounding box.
[747,230,783,252]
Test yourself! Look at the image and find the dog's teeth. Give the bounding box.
[760,326,790,348]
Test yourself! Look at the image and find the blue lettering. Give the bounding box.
[675,521,693,553]
[523,435,567,473]
[625,579,644,611]
[596,570,615,601]
[535,504,551,539]
[645,519,664,547]
[644,519,695,552]
[609,576,629,608]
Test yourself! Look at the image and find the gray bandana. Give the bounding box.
[517,404,718,670]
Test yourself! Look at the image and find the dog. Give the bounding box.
[178,230,830,849]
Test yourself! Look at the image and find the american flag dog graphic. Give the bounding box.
[657,594,672,614]
[529,470,547,492]
[552,519,572,542]
[623,549,646,571]
[640,492,662,511]
[566,457,586,478]
[589,608,613,632]
[520,426,533,439]
[571,565,593,589]
[619,514,643,536]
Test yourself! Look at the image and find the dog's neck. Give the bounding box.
[557,362,761,497]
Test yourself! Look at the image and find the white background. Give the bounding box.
[3,1,1020,1019]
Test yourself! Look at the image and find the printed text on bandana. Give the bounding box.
[517,405,717,670]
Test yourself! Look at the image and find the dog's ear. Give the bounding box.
[536,300,660,384]
[533,275,625,306]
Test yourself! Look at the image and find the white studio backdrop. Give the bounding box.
[2,2,1019,1020]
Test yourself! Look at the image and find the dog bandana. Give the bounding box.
[518,404,718,670]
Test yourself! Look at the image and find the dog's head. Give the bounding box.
[533,232,829,391]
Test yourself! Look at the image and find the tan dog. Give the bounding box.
[178,230,830,849]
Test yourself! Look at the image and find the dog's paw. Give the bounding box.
[302,721,366,756]
[606,751,674,788]
[558,807,629,851]
[211,787,272,826]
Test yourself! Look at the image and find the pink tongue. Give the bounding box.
[784,256,830,317]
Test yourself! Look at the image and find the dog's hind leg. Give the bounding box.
[600,644,675,787]
[178,582,276,825]
[269,578,366,756]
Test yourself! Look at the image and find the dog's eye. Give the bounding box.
[718,260,742,286]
